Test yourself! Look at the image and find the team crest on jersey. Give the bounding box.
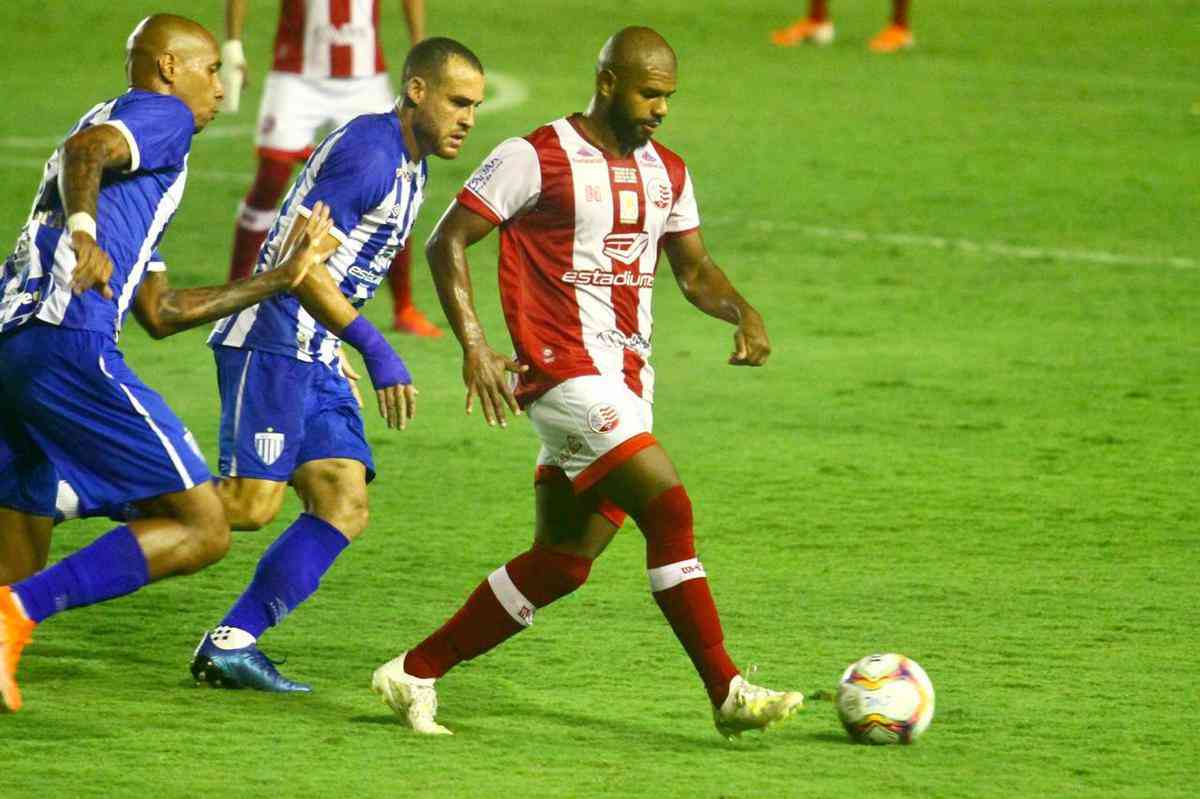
[587,403,621,434]
[647,178,672,210]
[255,428,285,466]
[602,232,650,265]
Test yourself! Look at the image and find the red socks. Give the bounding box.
[404,547,592,679]
[228,157,294,281]
[809,0,830,22]
[387,246,413,313]
[893,0,911,27]
[634,485,738,707]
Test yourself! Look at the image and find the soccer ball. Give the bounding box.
[836,653,935,744]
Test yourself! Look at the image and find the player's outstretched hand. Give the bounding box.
[69,231,114,299]
[463,345,528,428]
[376,383,417,430]
[730,309,771,366]
[280,201,336,288]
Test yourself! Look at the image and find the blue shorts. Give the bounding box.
[0,324,212,517]
[213,346,374,483]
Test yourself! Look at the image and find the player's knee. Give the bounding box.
[537,547,593,596]
[220,480,285,531]
[175,491,232,573]
[632,484,695,562]
[297,461,369,539]
[227,498,280,531]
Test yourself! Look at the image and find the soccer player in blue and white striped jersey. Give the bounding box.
[189,38,486,692]
[0,15,337,713]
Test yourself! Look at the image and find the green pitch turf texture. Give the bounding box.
[1,1,1196,796]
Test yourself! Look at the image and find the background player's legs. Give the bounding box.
[217,476,288,531]
[0,509,51,585]
[771,0,835,45]
[870,0,915,52]
[595,444,740,708]
[228,155,296,281]
[387,246,443,336]
[402,472,613,680]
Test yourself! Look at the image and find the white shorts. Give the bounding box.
[528,375,656,493]
[255,72,395,155]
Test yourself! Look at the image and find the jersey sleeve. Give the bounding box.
[663,167,700,237]
[146,248,166,272]
[100,94,194,173]
[456,137,541,225]
[299,136,393,243]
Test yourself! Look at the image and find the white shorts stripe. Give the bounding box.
[487,565,536,627]
[647,557,706,593]
[104,355,196,491]
[228,350,254,477]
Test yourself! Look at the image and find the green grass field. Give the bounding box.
[2,1,1198,796]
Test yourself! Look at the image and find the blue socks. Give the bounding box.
[220,514,349,638]
[12,526,150,624]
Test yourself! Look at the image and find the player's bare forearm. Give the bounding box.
[425,203,496,355]
[402,0,426,44]
[292,262,360,334]
[225,0,247,40]
[134,270,296,339]
[663,232,755,325]
[60,125,132,220]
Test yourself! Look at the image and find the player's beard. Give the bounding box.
[608,100,652,150]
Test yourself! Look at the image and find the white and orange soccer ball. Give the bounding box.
[836,653,935,744]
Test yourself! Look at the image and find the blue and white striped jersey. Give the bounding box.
[0,89,193,340]
[209,111,427,365]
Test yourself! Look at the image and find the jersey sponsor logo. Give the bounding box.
[348,265,385,286]
[647,178,672,210]
[601,232,650,265]
[255,428,285,466]
[638,148,660,166]
[466,156,503,193]
[596,329,651,356]
[312,23,374,48]
[572,145,604,164]
[562,268,654,288]
[611,166,638,184]
[618,190,639,224]
[587,403,621,434]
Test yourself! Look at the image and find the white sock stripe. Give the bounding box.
[236,201,277,231]
[487,566,535,627]
[647,557,707,593]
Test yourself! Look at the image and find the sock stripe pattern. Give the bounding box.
[486,565,536,627]
[647,557,707,592]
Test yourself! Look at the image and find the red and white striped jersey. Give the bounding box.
[272,0,387,79]
[457,115,701,407]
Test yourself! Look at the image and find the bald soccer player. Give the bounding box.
[0,14,337,712]
[370,27,804,739]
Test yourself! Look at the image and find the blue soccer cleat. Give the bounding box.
[190,628,312,693]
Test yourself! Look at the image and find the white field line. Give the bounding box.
[0,70,529,151]
[726,219,1196,271]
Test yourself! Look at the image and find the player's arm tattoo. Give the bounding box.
[662,230,755,325]
[133,270,296,339]
[59,124,132,220]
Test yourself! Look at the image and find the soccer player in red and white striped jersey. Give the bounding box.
[222,0,443,336]
[371,27,804,739]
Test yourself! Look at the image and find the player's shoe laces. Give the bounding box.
[0,587,36,713]
[868,24,915,53]
[190,631,312,693]
[712,668,804,740]
[771,17,835,47]
[371,652,452,735]
[392,306,443,338]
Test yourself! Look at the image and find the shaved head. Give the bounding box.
[596,26,676,78]
[126,14,218,88]
[123,14,224,132]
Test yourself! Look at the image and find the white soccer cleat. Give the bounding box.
[371,652,453,736]
[712,670,804,740]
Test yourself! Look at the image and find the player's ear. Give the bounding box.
[595,68,617,101]
[405,75,427,107]
[157,52,177,84]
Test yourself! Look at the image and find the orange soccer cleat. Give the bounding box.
[770,17,835,47]
[0,586,36,713]
[393,306,444,338]
[868,24,915,53]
